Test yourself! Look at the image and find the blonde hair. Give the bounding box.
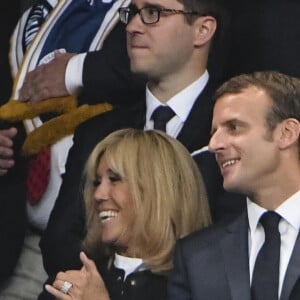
[83,128,211,274]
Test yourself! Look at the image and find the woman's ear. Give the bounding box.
[193,16,217,47]
[277,118,300,150]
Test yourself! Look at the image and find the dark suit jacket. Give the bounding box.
[39,254,167,300]
[0,121,27,286]
[0,0,21,104]
[39,79,231,299]
[168,211,300,300]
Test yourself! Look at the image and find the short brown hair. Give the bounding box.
[179,0,228,46]
[214,71,300,132]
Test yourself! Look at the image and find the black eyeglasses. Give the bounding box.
[118,6,200,25]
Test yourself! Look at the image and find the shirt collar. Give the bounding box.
[247,189,300,234]
[276,190,300,231]
[146,70,209,123]
[247,198,266,237]
[114,253,144,279]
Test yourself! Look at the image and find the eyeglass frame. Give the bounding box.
[118,5,202,25]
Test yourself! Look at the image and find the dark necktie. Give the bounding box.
[151,106,175,132]
[251,211,281,300]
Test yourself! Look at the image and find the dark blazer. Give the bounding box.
[39,256,167,300]
[39,79,229,299]
[0,0,20,104]
[101,262,167,300]
[168,211,300,300]
[0,122,27,286]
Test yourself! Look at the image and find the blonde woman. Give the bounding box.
[45,128,211,300]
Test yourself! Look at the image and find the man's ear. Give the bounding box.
[193,16,217,47]
[278,118,300,150]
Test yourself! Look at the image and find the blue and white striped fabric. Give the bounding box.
[23,0,54,50]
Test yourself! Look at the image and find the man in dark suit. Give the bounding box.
[39,0,238,298]
[168,71,300,300]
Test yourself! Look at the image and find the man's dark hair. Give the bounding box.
[214,71,300,133]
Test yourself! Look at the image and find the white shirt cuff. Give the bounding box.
[65,53,87,95]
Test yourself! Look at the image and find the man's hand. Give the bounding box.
[0,127,17,175]
[19,52,76,103]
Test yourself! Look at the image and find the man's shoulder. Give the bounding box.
[181,221,226,248]
[75,101,145,142]
[178,212,245,253]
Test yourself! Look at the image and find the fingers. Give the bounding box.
[19,68,37,101]
[0,128,17,175]
[0,128,17,154]
[54,48,67,58]
[52,277,71,293]
[0,159,15,175]
[48,272,75,299]
[19,66,50,103]
[45,284,70,300]
[19,52,71,102]
[80,252,97,273]
[0,127,18,140]
[80,252,108,295]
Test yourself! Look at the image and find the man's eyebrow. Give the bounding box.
[129,3,137,9]
[130,2,165,8]
[210,118,246,135]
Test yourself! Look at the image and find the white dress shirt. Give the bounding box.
[144,70,209,137]
[247,190,300,297]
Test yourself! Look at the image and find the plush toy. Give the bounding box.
[0,96,112,155]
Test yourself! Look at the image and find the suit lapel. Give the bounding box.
[280,230,300,300]
[219,212,251,300]
[177,80,215,153]
[123,99,146,129]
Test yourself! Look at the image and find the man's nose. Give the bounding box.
[208,130,225,153]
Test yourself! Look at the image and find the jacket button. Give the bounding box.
[130,279,136,286]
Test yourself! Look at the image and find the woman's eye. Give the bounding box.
[109,172,122,183]
[93,179,101,187]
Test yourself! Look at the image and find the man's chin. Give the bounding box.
[223,180,240,193]
[130,63,148,75]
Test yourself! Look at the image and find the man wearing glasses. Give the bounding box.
[39,0,231,298]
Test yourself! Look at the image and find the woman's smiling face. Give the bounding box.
[93,157,135,256]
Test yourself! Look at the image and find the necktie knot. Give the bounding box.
[260,211,281,230]
[151,106,175,132]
